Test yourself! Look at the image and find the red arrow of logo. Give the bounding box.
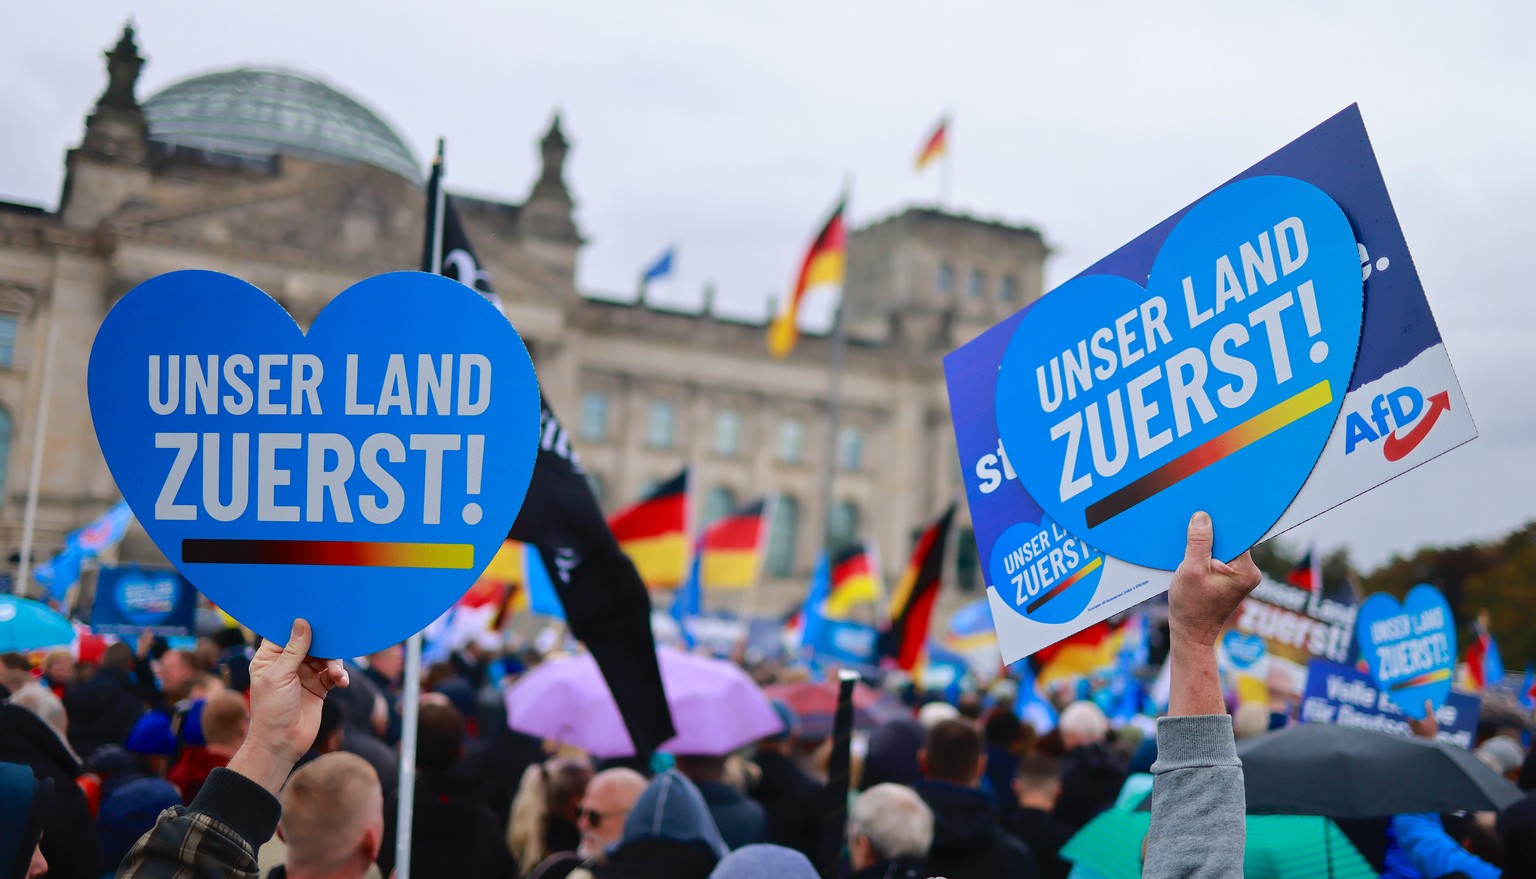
[1382,391,1450,462]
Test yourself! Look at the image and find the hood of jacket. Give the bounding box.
[913,779,997,857]
[618,769,728,857]
[0,704,80,778]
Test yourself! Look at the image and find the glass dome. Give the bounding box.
[143,67,421,181]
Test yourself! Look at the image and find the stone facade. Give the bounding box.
[0,27,1048,624]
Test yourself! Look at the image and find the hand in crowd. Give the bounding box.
[227,618,349,795]
[1408,699,1438,740]
[1166,511,1261,717]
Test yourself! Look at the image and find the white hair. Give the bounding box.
[9,684,66,736]
[1059,701,1109,746]
[849,783,933,861]
[917,701,960,730]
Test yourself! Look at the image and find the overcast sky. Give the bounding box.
[2,2,1532,571]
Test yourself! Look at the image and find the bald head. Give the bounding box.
[577,768,648,857]
[279,753,384,879]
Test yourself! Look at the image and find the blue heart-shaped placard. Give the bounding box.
[996,176,1364,569]
[87,270,541,658]
[1222,631,1267,671]
[1355,584,1455,720]
[987,516,1104,625]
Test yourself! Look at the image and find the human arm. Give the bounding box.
[116,619,348,878]
[1142,512,1262,879]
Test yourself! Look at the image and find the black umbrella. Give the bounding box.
[1139,723,1524,819]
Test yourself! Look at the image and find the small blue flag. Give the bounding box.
[799,552,832,657]
[523,545,565,620]
[670,554,701,648]
[641,247,675,285]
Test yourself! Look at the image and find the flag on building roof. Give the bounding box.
[1286,545,1321,593]
[422,140,504,313]
[822,541,881,620]
[698,497,773,590]
[879,504,956,671]
[641,247,675,287]
[914,116,949,172]
[767,198,847,359]
[609,469,691,590]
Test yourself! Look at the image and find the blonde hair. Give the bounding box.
[507,757,593,874]
[280,753,383,874]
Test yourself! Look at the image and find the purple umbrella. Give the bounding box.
[504,647,783,757]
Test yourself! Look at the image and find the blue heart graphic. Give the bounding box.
[987,516,1104,625]
[996,176,1364,569]
[1222,631,1267,671]
[88,271,541,658]
[1355,584,1455,720]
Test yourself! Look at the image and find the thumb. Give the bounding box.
[277,618,313,674]
[1184,511,1213,567]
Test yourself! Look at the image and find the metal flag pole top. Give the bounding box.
[396,136,447,879]
[16,312,60,597]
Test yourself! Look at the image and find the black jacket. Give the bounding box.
[693,780,769,851]
[594,837,718,879]
[379,770,514,879]
[848,857,927,879]
[913,779,1037,879]
[62,665,146,757]
[749,750,822,860]
[1002,807,1075,879]
[0,704,106,879]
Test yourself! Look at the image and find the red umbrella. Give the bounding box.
[764,680,906,738]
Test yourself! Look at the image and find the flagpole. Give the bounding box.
[16,311,60,598]
[939,113,954,208]
[818,186,849,569]
[397,137,446,879]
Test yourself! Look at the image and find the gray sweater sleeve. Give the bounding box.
[1142,715,1244,879]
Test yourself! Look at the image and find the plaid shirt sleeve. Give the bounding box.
[115,767,281,879]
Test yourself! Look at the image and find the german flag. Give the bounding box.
[1286,545,1320,593]
[768,199,847,359]
[610,470,690,589]
[1033,620,1120,687]
[914,116,948,171]
[879,505,956,671]
[699,497,772,590]
[823,542,880,620]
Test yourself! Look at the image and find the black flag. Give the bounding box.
[423,142,674,755]
[509,403,676,755]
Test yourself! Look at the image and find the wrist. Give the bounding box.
[1167,642,1226,717]
[227,734,300,796]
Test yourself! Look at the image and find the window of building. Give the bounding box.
[0,407,10,507]
[936,262,953,296]
[647,400,677,449]
[702,485,736,528]
[838,426,865,471]
[829,500,860,555]
[767,495,800,576]
[712,409,742,458]
[0,317,17,367]
[579,392,609,442]
[584,471,605,508]
[1000,275,1019,305]
[956,527,981,591]
[967,268,985,299]
[776,418,805,464]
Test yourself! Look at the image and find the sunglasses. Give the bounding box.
[576,807,625,829]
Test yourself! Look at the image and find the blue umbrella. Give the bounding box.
[0,595,76,651]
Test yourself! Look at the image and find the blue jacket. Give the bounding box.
[1385,813,1498,879]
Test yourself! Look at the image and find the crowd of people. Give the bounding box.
[0,514,1533,878]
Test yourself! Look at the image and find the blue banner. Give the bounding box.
[1355,583,1455,720]
[92,564,197,637]
[1300,659,1477,750]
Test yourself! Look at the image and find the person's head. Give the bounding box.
[1232,703,1270,740]
[918,718,985,787]
[916,701,960,730]
[577,768,648,857]
[0,763,51,879]
[673,754,729,785]
[508,757,596,867]
[8,685,68,742]
[1012,753,1062,810]
[156,650,196,698]
[199,692,250,754]
[1059,701,1110,750]
[709,844,818,879]
[756,701,800,755]
[366,645,404,682]
[416,702,465,773]
[982,708,1023,750]
[1476,735,1525,782]
[0,654,31,696]
[101,641,135,674]
[278,753,384,879]
[187,672,224,702]
[956,692,983,720]
[847,783,933,871]
[40,651,72,686]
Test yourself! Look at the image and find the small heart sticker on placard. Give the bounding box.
[996,176,1365,570]
[88,270,542,658]
[1355,583,1456,720]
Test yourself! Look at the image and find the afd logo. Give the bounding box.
[1343,386,1451,461]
